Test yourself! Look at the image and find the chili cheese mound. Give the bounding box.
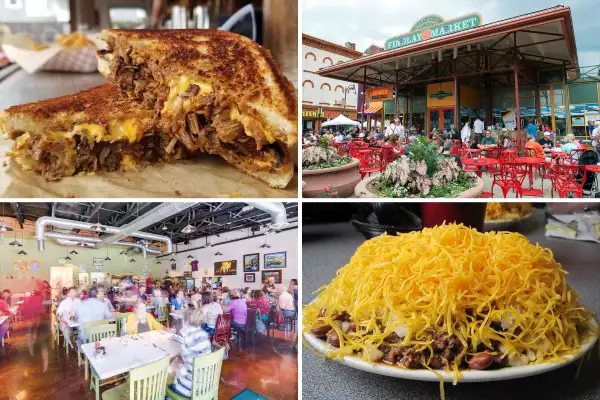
[304,224,596,393]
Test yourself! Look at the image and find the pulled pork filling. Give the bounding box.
[104,50,285,170]
[311,310,510,371]
[13,134,182,181]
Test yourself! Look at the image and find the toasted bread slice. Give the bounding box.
[98,29,297,152]
[0,84,293,187]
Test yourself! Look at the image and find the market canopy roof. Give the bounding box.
[317,5,578,88]
[321,114,361,127]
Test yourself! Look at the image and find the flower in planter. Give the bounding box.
[302,144,353,171]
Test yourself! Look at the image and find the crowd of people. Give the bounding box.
[48,276,298,397]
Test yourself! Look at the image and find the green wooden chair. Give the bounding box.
[165,347,225,400]
[101,355,170,400]
[113,312,132,336]
[87,323,117,343]
[156,304,168,326]
[78,319,112,366]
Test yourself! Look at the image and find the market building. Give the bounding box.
[317,6,599,145]
[302,34,362,132]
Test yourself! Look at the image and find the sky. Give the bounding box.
[302,0,600,67]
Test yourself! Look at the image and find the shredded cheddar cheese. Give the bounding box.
[485,203,532,221]
[303,224,597,395]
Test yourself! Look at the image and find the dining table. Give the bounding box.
[585,164,600,196]
[82,330,183,400]
[515,156,546,196]
[460,157,500,177]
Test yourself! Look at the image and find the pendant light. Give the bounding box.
[259,234,271,249]
[186,239,194,259]
[9,220,22,247]
[129,249,136,263]
[104,245,111,261]
[70,248,78,254]
[17,229,27,255]
[156,258,162,264]
[65,245,71,261]
[0,204,14,232]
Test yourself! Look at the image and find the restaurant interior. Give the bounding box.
[0,201,298,399]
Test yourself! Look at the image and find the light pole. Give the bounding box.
[342,84,356,116]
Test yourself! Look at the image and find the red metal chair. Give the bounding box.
[551,164,588,198]
[566,148,585,165]
[380,145,396,167]
[348,146,362,159]
[357,149,384,179]
[332,141,348,156]
[490,162,528,198]
[213,313,232,346]
[501,150,517,162]
[460,149,481,173]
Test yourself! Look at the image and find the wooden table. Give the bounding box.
[82,330,182,400]
[515,157,545,196]
[461,157,500,177]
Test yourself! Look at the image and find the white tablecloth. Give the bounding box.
[81,330,182,380]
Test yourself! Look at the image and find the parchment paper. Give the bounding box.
[0,140,297,198]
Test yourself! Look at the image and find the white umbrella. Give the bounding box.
[322,114,361,127]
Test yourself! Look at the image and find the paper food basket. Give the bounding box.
[2,35,99,74]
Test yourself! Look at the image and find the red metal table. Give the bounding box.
[515,156,545,196]
[585,164,600,197]
[461,157,500,177]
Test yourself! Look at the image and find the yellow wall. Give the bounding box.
[427,82,455,107]
[460,84,480,110]
[426,82,480,110]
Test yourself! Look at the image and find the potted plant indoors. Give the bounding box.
[302,140,360,198]
[354,137,484,198]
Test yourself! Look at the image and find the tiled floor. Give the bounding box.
[0,314,298,400]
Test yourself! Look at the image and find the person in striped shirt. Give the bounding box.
[168,308,213,398]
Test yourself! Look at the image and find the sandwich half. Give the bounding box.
[0,84,191,181]
[98,29,297,188]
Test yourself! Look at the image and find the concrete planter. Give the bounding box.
[354,175,485,198]
[302,158,360,198]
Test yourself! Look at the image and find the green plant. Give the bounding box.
[302,145,353,170]
[406,136,440,176]
[370,155,476,198]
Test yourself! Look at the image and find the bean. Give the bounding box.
[468,353,495,370]
[327,331,340,347]
[311,325,331,338]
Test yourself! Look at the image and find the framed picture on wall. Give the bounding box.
[244,273,255,283]
[243,253,259,272]
[264,251,286,269]
[262,270,282,284]
[93,258,103,267]
[214,260,237,276]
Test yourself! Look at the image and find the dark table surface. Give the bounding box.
[302,208,600,400]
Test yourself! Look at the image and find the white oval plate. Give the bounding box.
[304,327,597,382]
[484,212,533,232]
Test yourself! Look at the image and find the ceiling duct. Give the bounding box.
[245,202,288,231]
[94,202,197,249]
[50,235,161,258]
[35,207,184,254]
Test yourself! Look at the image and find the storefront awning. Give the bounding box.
[364,104,382,114]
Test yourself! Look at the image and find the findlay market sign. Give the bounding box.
[385,13,482,51]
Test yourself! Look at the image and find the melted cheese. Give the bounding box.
[106,119,140,143]
[120,154,137,170]
[163,75,213,114]
[229,105,274,144]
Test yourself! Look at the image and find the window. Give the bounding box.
[322,57,333,66]
[302,80,314,88]
[304,52,316,61]
[109,7,148,29]
[320,83,331,91]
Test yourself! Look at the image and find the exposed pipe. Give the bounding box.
[246,202,288,231]
[35,215,175,254]
[95,202,196,249]
[51,237,161,258]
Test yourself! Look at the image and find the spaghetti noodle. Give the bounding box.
[303,224,596,393]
